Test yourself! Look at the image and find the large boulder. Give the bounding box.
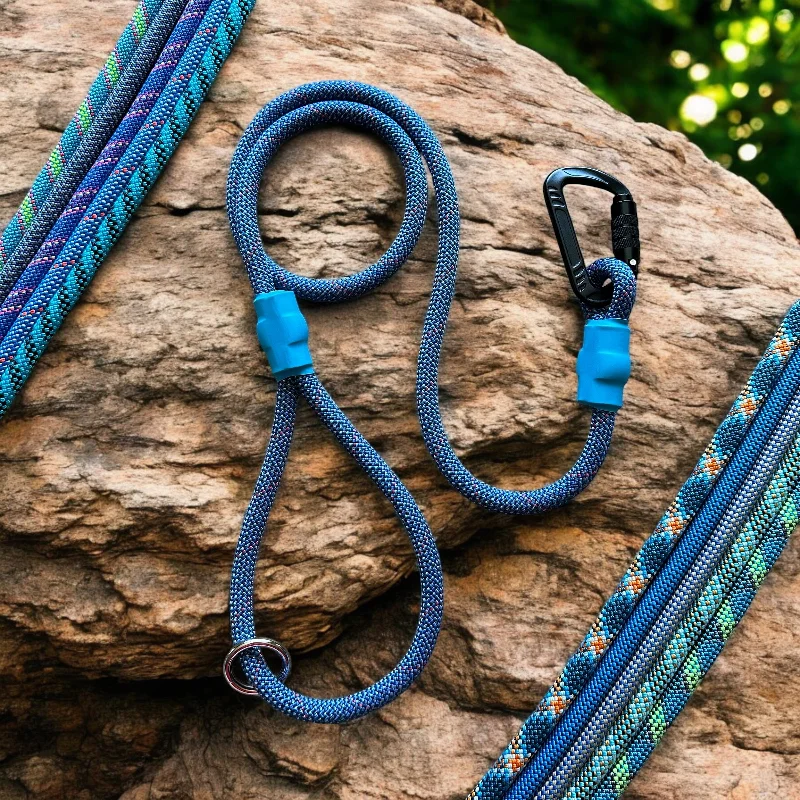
[0,0,798,797]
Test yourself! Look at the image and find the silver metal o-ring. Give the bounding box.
[223,637,292,695]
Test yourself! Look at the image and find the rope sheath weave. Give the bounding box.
[0,0,165,279]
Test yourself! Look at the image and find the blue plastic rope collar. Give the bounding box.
[577,318,631,412]
[253,290,314,380]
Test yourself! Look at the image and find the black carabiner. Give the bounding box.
[543,167,640,308]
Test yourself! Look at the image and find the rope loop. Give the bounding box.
[416,244,637,516]
[580,257,637,322]
[226,81,446,724]
[227,83,432,301]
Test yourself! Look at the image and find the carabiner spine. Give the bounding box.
[545,185,603,304]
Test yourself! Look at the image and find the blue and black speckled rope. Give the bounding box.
[224,80,633,723]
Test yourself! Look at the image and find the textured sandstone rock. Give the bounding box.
[1,0,799,797]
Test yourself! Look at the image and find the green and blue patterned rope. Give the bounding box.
[591,488,800,800]
[0,0,204,342]
[0,0,190,302]
[509,353,800,800]
[0,0,164,273]
[470,300,800,800]
[0,0,254,418]
[563,430,800,799]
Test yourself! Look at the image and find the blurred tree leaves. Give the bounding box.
[480,0,800,234]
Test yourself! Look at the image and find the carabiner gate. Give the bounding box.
[543,167,640,307]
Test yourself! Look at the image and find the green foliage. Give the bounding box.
[481,0,800,233]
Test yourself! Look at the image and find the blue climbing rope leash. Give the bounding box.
[220,81,637,721]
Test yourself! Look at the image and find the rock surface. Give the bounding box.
[1,0,799,798]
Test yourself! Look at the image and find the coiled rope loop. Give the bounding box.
[226,81,445,724]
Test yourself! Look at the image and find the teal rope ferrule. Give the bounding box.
[576,318,631,412]
[254,290,314,381]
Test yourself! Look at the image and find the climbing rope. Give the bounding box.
[0,0,255,417]
[566,432,800,799]
[594,487,799,800]
[472,301,800,800]
[222,81,639,722]
[511,371,800,800]
[0,0,173,288]
[0,0,210,343]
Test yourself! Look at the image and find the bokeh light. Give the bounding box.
[689,63,710,81]
[670,49,692,68]
[745,16,770,45]
[681,94,718,125]
[731,81,749,97]
[722,40,749,64]
[738,143,758,161]
[775,9,794,33]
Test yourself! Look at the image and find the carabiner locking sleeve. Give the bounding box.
[543,167,640,307]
